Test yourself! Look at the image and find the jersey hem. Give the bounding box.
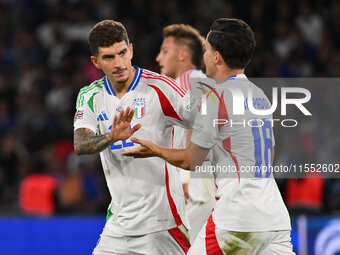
[105,221,181,236]
[214,223,292,232]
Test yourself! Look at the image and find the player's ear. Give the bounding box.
[91,56,100,69]
[129,43,133,59]
[215,51,223,65]
[178,48,187,62]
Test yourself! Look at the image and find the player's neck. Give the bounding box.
[175,62,196,79]
[110,67,136,99]
[213,66,244,83]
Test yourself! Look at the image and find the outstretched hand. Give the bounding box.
[106,107,141,143]
[122,137,160,158]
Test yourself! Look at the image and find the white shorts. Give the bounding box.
[188,214,295,255]
[186,196,215,242]
[93,225,190,255]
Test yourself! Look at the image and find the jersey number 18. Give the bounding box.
[251,118,273,178]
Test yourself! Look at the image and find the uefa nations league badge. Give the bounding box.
[134,98,146,119]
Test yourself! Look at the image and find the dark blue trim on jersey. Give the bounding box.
[127,66,142,92]
[226,75,237,81]
[104,76,116,96]
[104,66,142,96]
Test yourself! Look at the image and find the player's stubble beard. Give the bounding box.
[113,67,129,84]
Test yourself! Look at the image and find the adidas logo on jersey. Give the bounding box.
[97,111,109,121]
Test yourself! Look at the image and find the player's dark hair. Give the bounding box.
[207,18,256,69]
[88,20,130,56]
[163,24,204,69]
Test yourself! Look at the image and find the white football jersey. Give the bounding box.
[191,74,291,232]
[74,67,190,235]
[174,69,215,202]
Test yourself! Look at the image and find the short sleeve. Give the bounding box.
[150,76,191,129]
[73,91,97,133]
[191,96,218,149]
[172,93,191,128]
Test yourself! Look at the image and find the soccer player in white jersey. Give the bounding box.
[123,18,295,254]
[73,20,192,255]
[156,24,215,242]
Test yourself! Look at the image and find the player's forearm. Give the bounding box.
[74,128,114,155]
[157,147,191,170]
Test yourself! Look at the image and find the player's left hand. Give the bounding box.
[122,137,160,158]
[107,107,141,143]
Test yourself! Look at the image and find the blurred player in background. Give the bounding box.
[156,24,215,241]
[124,18,294,254]
[73,20,191,254]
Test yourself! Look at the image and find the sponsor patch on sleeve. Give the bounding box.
[74,110,84,122]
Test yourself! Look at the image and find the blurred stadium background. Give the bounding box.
[0,0,339,254]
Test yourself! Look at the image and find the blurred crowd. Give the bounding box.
[0,0,339,216]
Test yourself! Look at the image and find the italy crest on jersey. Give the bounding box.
[134,98,146,119]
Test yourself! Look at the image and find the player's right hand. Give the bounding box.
[121,137,160,158]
